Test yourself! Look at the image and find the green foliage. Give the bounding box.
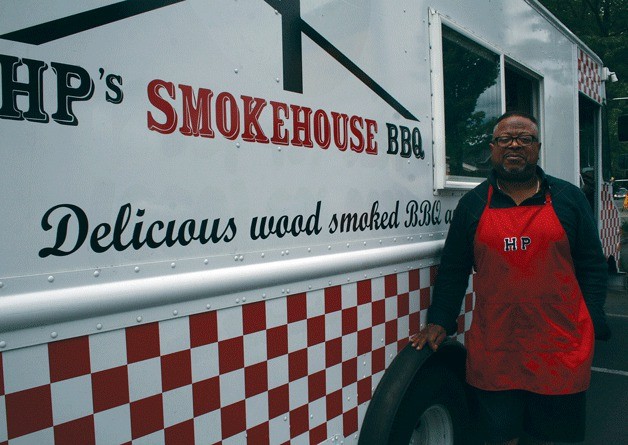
[538,0,628,179]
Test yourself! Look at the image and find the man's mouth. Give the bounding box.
[504,154,525,162]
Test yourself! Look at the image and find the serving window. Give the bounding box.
[430,12,541,190]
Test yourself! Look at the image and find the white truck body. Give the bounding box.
[0,1,619,444]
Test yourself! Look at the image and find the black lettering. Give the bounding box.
[412,127,424,159]
[105,73,123,104]
[329,214,338,234]
[90,223,113,253]
[399,126,411,158]
[39,204,88,257]
[50,62,94,125]
[445,209,453,224]
[0,54,49,122]
[405,200,419,228]
[386,123,398,154]
[504,237,517,251]
[145,220,165,248]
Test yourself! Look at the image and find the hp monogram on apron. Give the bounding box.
[466,185,594,394]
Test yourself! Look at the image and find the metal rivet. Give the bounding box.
[275,77,280,82]
[96,323,103,330]
[261,253,265,258]
[134,266,140,273]
[171,262,176,269]
[136,316,143,323]
[51,332,58,339]
[0,341,6,348]
[173,310,178,316]
[242,297,247,302]
[0,281,4,288]
[262,293,267,299]
[204,259,209,265]
[47,275,54,283]
[236,298,240,303]
[206,304,211,309]
[93,270,100,277]
[236,142,240,148]
[328,246,331,250]
[234,68,238,73]
[283,416,287,421]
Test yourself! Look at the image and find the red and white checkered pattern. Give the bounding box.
[600,183,622,261]
[0,266,475,445]
[578,48,602,104]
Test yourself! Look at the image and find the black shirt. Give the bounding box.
[427,167,610,339]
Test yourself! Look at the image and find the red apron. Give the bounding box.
[466,185,594,394]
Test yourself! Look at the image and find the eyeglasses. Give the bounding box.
[492,135,538,147]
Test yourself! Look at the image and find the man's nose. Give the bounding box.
[509,139,523,149]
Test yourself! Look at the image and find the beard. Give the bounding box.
[493,163,537,182]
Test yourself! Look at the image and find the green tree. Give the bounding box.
[537,0,628,179]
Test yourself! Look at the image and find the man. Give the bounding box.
[411,112,610,445]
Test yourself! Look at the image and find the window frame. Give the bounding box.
[429,10,543,191]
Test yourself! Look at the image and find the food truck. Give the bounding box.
[0,1,621,443]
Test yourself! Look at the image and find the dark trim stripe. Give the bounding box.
[300,19,418,121]
[3,0,418,121]
[0,0,185,45]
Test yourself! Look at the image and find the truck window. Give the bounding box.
[431,16,541,190]
[442,26,500,180]
[505,64,539,117]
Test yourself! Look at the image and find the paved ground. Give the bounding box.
[557,214,628,445]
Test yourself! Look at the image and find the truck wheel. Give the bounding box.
[389,362,471,445]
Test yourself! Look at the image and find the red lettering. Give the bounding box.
[365,119,378,155]
[270,101,289,145]
[241,95,269,143]
[290,105,313,147]
[215,92,240,140]
[147,79,177,134]
[313,109,331,149]
[179,85,214,137]
[331,112,348,151]
[146,79,381,157]
[349,115,364,153]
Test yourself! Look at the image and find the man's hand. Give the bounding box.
[410,323,447,351]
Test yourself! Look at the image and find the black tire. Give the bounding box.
[358,341,478,445]
[388,361,473,445]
